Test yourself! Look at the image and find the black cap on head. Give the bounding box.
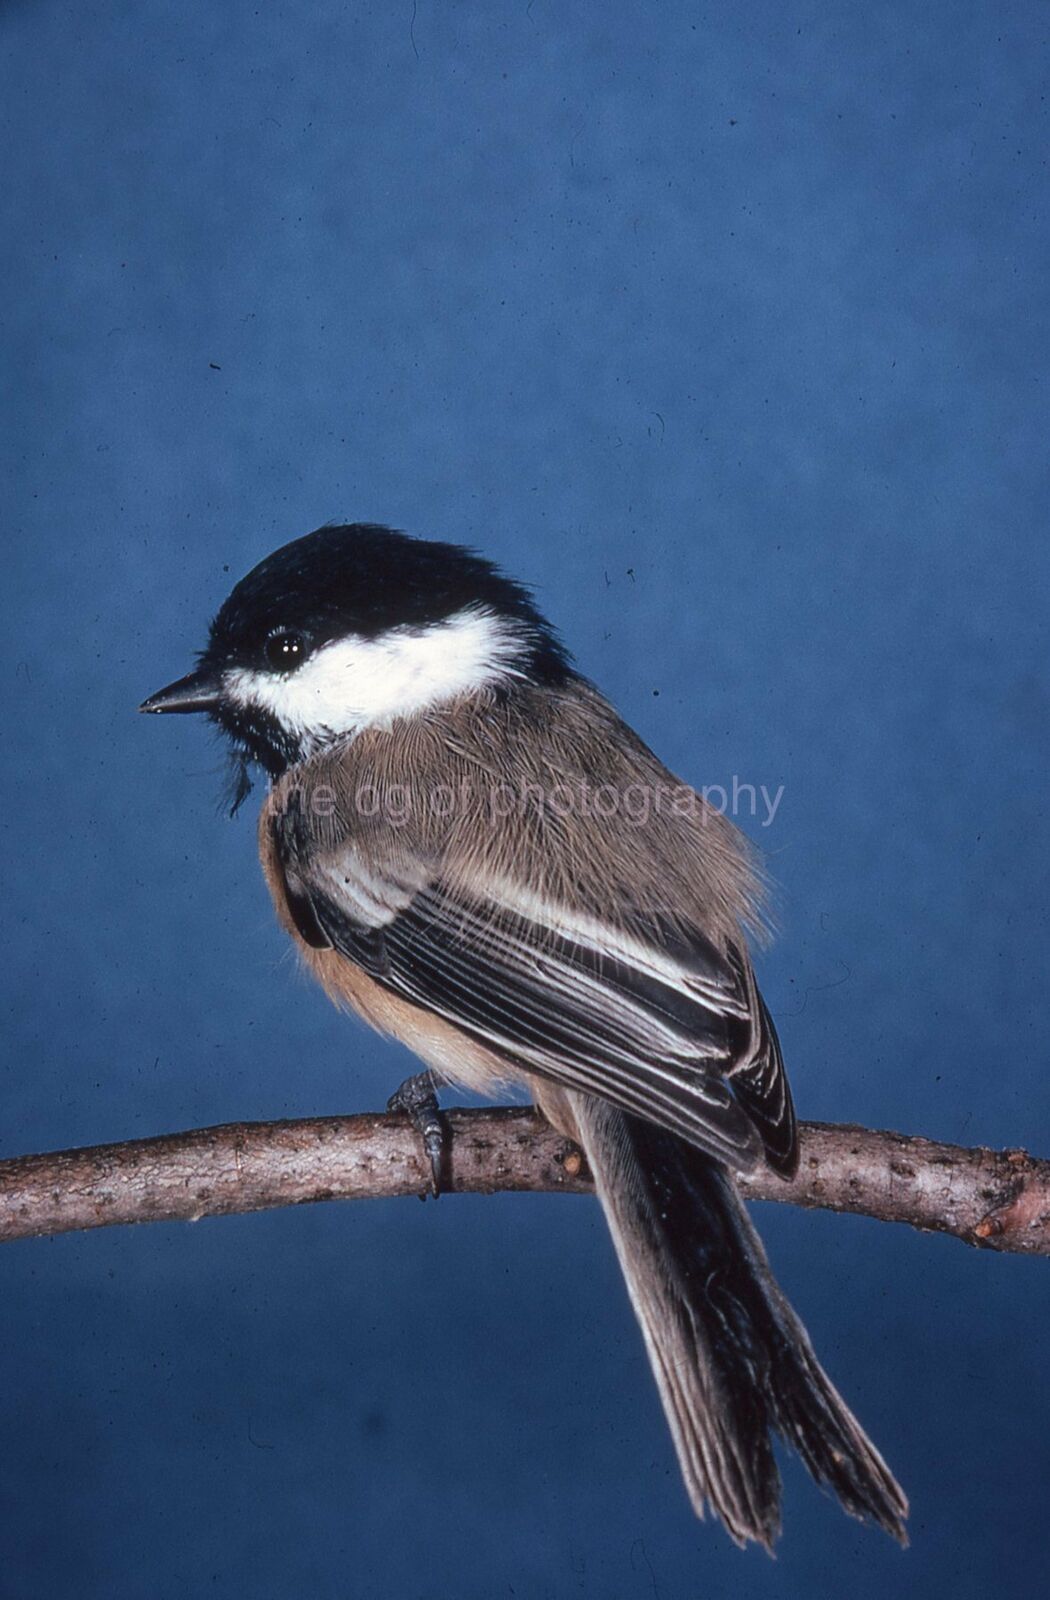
[201,523,571,684]
[142,523,573,805]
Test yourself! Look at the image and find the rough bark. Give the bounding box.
[1,1110,1047,1255]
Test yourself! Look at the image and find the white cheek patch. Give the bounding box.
[225,606,527,749]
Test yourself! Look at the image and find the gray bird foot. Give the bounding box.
[387,1070,446,1198]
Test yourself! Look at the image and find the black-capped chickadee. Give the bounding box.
[141,523,906,1548]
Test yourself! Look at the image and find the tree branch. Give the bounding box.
[1,1109,1047,1254]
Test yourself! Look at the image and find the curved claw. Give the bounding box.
[387,1071,447,1198]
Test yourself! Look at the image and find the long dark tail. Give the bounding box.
[568,1093,908,1549]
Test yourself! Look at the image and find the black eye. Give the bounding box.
[264,629,307,673]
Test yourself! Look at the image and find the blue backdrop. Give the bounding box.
[2,3,1047,1596]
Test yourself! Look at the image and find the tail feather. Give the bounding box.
[568,1093,908,1549]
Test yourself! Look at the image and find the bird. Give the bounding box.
[140,522,907,1549]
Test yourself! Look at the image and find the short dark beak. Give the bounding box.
[139,668,222,715]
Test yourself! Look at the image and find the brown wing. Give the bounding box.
[288,835,794,1173]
